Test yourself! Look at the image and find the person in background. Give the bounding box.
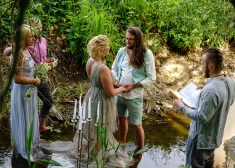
[111,26,156,154]
[10,24,41,160]
[28,17,54,133]
[3,18,53,133]
[173,48,235,167]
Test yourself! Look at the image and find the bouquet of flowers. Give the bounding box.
[34,62,51,81]
[25,63,51,98]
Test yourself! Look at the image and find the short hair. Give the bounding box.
[87,35,109,60]
[20,24,33,49]
[203,48,223,72]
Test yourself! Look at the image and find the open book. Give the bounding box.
[169,82,201,108]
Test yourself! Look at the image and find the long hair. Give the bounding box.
[127,26,146,68]
[19,24,32,50]
[203,48,223,73]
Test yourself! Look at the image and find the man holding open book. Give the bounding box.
[173,48,235,168]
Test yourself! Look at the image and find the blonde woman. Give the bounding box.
[41,35,133,167]
[10,25,41,160]
[4,18,54,133]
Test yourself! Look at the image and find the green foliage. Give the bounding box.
[55,83,84,102]
[154,0,235,51]
[34,63,51,81]
[37,159,62,166]
[178,165,192,168]
[133,145,148,155]
[0,1,12,47]
[65,0,122,66]
[26,120,34,166]
[91,122,122,167]
[1,0,235,63]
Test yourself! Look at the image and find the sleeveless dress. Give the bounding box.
[10,52,40,160]
[41,64,133,167]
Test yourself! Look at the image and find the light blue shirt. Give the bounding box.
[112,47,156,99]
[178,76,235,149]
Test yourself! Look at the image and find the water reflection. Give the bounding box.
[138,146,185,168]
[0,116,188,168]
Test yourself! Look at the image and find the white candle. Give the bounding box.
[72,99,77,120]
[78,119,82,131]
[79,94,82,112]
[79,104,82,118]
[88,97,91,119]
[83,102,86,120]
[96,101,100,124]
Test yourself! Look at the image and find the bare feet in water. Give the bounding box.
[40,126,52,133]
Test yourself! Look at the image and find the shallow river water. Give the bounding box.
[0,113,189,168]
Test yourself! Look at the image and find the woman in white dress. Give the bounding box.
[10,25,41,160]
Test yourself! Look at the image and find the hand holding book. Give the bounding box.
[173,98,183,107]
[169,82,202,108]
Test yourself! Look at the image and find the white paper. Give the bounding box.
[179,82,201,108]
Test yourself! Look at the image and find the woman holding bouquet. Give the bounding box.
[10,25,41,160]
[4,17,54,133]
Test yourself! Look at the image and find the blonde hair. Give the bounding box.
[87,35,109,60]
[28,17,41,28]
[20,24,33,49]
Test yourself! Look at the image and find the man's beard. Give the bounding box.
[204,65,210,78]
[126,45,134,49]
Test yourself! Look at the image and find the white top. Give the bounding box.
[119,51,144,99]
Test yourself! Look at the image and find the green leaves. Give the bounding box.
[37,159,62,166]
[155,0,235,51]
[34,62,51,82]
[26,120,34,166]
[133,145,148,155]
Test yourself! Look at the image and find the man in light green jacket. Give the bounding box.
[112,26,156,154]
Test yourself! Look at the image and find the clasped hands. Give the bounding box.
[114,82,134,92]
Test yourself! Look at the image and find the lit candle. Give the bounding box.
[83,102,86,120]
[72,99,77,120]
[88,97,91,119]
[96,101,100,124]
